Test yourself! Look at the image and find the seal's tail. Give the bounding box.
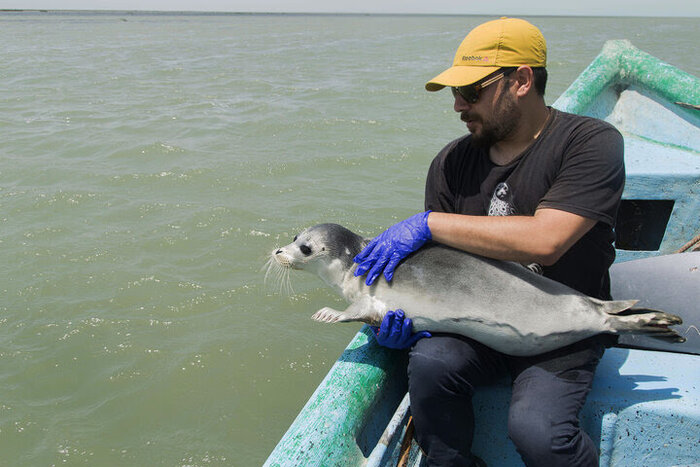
[603,300,686,343]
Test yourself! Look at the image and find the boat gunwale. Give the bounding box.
[554,39,700,123]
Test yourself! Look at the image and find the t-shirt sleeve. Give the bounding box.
[424,141,458,213]
[538,122,625,226]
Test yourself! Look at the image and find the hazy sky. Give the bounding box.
[2,0,699,17]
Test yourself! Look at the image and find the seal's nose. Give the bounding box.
[275,249,282,254]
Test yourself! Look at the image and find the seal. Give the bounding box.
[268,223,685,356]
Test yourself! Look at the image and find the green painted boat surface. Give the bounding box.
[264,41,700,466]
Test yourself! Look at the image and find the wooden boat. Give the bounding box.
[264,40,700,466]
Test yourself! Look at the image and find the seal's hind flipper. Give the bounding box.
[607,307,686,343]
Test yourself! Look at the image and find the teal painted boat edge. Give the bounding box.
[263,326,407,466]
[553,40,621,115]
[553,39,700,119]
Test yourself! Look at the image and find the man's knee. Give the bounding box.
[508,408,596,467]
[507,407,553,461]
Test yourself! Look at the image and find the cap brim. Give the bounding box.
[425,65,500,91]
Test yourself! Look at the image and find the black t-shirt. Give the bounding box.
[424,108,625,300]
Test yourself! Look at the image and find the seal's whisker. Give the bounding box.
[262,254,296,296]
[263,256,276,285]
[284,268,295,295]
[280,265,295,295]
[261,258,270,275]
[274,265,285,293]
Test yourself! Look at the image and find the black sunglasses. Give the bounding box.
[451,68,516,104]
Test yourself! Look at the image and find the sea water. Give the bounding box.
[1,11,698,466]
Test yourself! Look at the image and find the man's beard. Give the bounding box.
[470,86,521,149]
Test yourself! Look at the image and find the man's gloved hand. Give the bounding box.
[353,211,432,286]
[371,309,431,349]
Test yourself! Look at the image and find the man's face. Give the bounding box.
[454,74,521,148]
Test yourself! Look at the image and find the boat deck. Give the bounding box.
[374,347,700,466]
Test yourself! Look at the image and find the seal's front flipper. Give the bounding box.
[311,296,384,326]
[312,307,356,323]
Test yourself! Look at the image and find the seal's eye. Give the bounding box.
[293,236,298,242]
[300,245,312,256]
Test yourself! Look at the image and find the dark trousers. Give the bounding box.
[407,333,606,467]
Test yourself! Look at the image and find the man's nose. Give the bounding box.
[453,93,471,113]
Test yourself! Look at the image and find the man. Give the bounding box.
[354,18,625,467]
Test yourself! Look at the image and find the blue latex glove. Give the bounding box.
[354,211,432,286]
[371,310,431,349]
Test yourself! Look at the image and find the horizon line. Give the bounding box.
[0,9,696,19]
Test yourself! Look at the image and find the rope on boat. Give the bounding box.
[674,101,700,111]
[675,232,700,253]
[396,416,415,467]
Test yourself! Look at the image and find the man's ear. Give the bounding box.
[513,66,535,98]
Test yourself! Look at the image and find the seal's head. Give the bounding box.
[266,224,367,293]
[273,224,365,272]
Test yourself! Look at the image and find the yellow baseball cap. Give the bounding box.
[426,17,547,91]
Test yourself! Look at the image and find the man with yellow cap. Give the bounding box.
[354,17,624,466]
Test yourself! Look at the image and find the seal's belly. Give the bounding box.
[376,287,603,353]
[371,246,610,355]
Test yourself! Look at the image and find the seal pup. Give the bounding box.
[269,223,685,356]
